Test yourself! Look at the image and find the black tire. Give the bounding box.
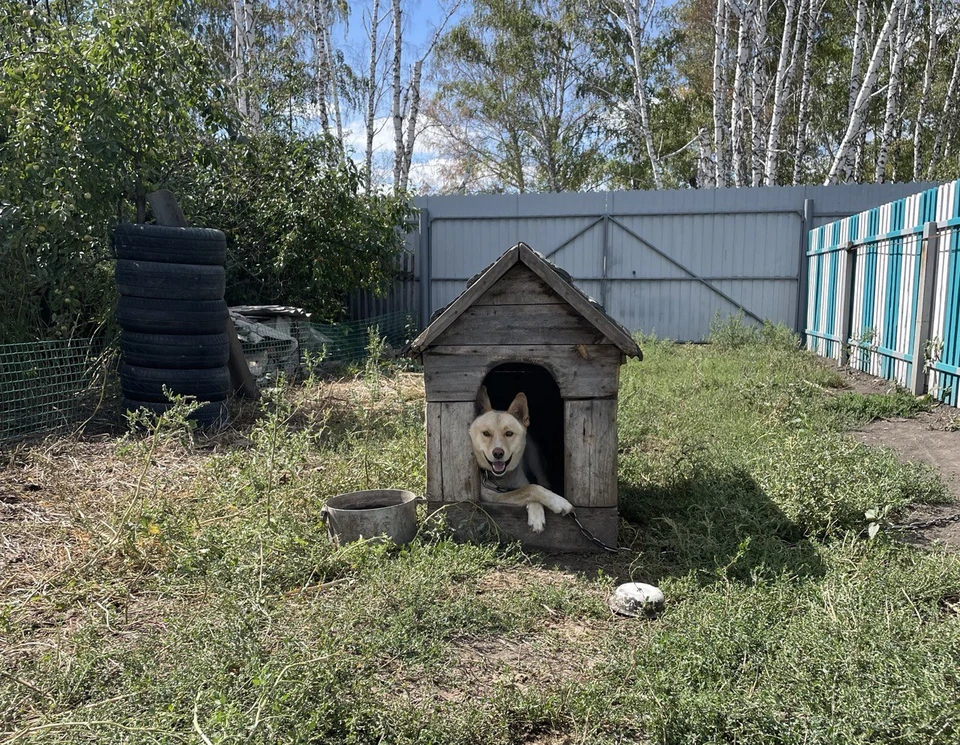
[113,223,227,266]
[116,296,228,335]
[121,332,230,369]
[119,364,231,403]
[122,398,229,430]
[116,260,226,300]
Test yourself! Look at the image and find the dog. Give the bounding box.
[469,385,574,533]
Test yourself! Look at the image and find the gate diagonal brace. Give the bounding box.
[607,216,767,326]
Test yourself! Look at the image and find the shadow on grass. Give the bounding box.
[616,464,825,586]
[537,466,825,588]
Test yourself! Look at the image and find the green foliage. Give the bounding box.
[172,133,414,319]
[0,0,227,342]
[0,2,410,343]
[707,311,800,351]
[825,390,934,426]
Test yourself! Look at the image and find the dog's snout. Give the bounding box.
[492,448,504,460]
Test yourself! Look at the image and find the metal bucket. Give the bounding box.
[320,489,420,546]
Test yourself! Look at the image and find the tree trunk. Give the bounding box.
[825,0,904,185]
[364,0,381,193]
[912,1,937,181]
[848,0,867,117]
[764,0,800,185]
[620,0,663,189]
[730,0,756,187]
[392,0,404,191]
[874,0,911,183]
[713,0,729,187]
[791,0,818,184]
[749,0,769,187]
[399,58,423,193]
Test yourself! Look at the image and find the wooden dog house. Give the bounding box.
[406,242,642,552]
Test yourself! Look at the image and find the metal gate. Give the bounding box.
[349,184,939,342]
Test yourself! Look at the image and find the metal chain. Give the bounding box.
[888,511,960,532]
[568,511,630,554]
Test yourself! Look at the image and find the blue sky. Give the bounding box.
[331,0,468,188]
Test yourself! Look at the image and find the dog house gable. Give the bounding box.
[407,243,641,552]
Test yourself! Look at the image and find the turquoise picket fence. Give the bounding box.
[806,180,960,404]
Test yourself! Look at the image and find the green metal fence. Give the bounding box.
[0,311,418,447]
[0,338,111,446]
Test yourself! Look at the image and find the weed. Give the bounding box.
[2,345,959,745]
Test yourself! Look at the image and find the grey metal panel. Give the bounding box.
[348,182,942,341]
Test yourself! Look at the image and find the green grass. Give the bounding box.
[2,326,960,744]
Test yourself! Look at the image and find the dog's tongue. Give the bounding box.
[492,460,507,475]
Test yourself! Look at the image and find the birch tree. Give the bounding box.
[825,0,904,185]
[391,0,462,192]
[913,0,938,181]
[749,0,769,186]
[763,0,800,185]
[608,0,664,188]
[230,0,260,128]
[729,0,756,186]
[874,0,912,182]
[363,0,385,193]
[712,0,730,186]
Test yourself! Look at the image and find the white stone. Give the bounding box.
[607,582,665,617]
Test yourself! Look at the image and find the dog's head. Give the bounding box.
[468,386,529,477]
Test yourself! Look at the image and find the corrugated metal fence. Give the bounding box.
[350,183,936,341]
[806,180,960,404]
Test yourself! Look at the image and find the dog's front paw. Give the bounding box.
[556,496,574,515]
[527,503,546,533]
[546,494,574,515]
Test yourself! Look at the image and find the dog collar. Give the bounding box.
[481,472,513,494]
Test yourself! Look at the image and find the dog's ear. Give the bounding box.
[476,385,493,415]
[506,392,530,427]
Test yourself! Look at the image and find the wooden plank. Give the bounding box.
[433,304,607,347]
[147,189,188,227]
[426,402,443,502]
[516,243,642,358]
[407,245,520,354]
[474,264,564,305]
[439,402,480,502]
[146,188,257,400]
[423,344,621,402]
[429,502,618,553]
[564,399,618,508]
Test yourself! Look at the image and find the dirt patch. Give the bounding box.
[849,406,960,549]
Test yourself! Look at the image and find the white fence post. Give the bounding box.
[909,221,940,395]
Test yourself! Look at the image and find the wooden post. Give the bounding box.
[909,221,940,395]
[418,207,431,328]
[795,198,814,340]
[146,189,258,400]
[836,241,856,367]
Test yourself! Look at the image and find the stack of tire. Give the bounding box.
[114,224,231,429]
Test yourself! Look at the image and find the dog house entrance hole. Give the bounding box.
[481,363,564,496]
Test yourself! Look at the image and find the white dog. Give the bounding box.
[469,386,574,533]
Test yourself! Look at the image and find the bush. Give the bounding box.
[172,134,414,321]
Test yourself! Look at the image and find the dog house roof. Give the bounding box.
[406,242,641,358]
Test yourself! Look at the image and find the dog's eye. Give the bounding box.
[505,431,514,437]
[482,430,491,438]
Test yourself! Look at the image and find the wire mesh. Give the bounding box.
[237,310,419,384]
[0,311,419,447]
[0,338,110,446]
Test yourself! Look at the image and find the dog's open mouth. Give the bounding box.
[486,455,512,475]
